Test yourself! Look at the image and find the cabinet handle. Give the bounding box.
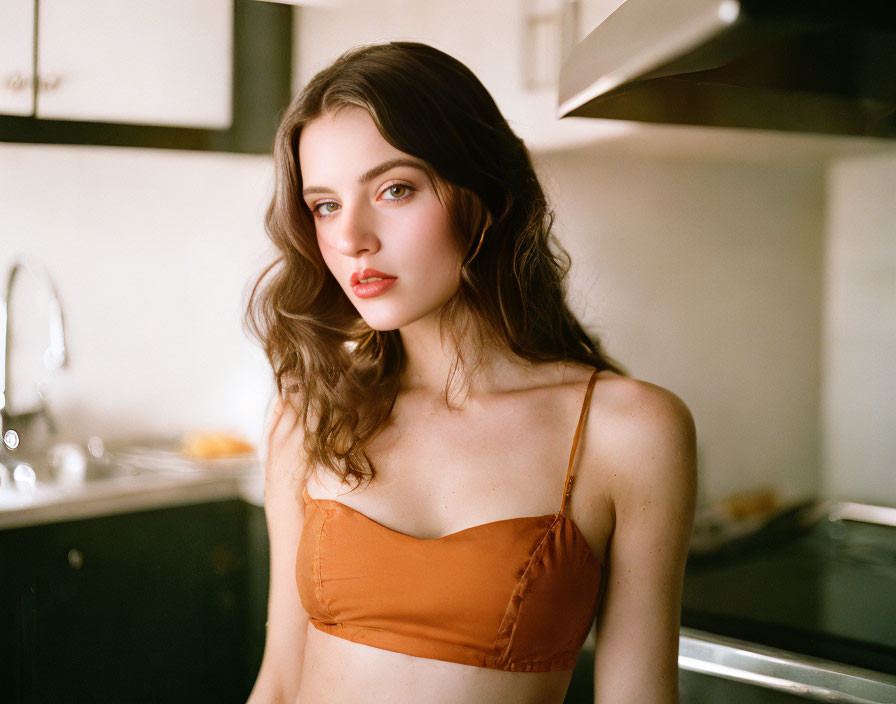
[67,548,84,570]
[5,73,31,92]
[37,74,62,91]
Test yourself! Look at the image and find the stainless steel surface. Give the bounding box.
[0,442,139,513]
[0,453,263,529]
[679,627,896,703]
[558,0,896,139]
[827,502,896,527]
[7,446,136,484]
[0,257,68,455]
[558,0,732,118]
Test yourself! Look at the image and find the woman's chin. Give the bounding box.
[355,314,403,333]
[354,303,447,334]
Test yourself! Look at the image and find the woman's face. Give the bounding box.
[298,107,463,332]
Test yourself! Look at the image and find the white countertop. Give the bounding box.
[0,463,264,530]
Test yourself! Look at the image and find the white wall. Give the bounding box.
[822,151,896,505]
[1,136,831,507]
[292,0,896,509]
[535,149,827,505]
[0,143,277,449]
[3,22,891,508]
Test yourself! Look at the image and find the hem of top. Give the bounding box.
[308,620,579,673]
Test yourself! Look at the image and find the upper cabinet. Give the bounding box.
[0,0,233,129]
[0,0,34,116]
[37,0,233,128]
[0,0,292,153]
[295,0,627,152]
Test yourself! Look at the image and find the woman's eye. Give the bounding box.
[381,184,414,200]
[311,201,340,217]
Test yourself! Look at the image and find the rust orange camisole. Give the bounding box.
[296,368,604,673]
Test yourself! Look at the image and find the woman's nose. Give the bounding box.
[336,202,380,257]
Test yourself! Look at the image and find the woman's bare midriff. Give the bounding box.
[297,625,575,704]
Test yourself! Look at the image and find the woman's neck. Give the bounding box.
[396,312,557,401]
[397,313,472,397]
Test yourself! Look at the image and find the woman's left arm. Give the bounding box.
[590,381,698,703]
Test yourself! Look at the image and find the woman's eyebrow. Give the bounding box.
[359,158,426,184]
[302,158,427,197]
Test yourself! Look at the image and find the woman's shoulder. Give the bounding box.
[262,392,312,491]
[583,370,697,508]
[591,370,693,428]
[551,363,692,421]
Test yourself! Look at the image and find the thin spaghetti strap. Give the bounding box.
[560,367,600,515]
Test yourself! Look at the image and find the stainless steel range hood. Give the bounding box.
[558,0,896,139]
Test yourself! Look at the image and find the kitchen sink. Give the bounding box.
[0,438,260,522]
[0,442,141,507]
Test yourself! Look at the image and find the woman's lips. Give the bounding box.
[352,277,397,298]
[350,268,397,298]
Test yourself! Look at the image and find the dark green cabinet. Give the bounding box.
[1,499,268,704]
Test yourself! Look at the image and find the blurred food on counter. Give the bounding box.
[106,433,259,478]
[181,431,255,460]
[689,487,820,560]
[718,487,779,520]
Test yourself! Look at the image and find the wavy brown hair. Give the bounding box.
[244,41,625,490]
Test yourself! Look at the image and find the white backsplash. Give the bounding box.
[536,149,826,506]
[536,144,896,507]
[822,151,896,505]
[2,138,893,506]
[0,142,277,449]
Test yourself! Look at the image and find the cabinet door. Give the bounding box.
[36,0,233,128]
[0,521,39,702]
[1,500,253,704]
[296,0,627,150]
[0,0,35,115]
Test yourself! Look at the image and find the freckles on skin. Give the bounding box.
[297,107,464,332]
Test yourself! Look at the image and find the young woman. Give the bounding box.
[245,42,696,704]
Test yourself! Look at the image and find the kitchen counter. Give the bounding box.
[1,465,266,704]
[0,461,264,530]
[11,456,896,703]
[678,503,896,702]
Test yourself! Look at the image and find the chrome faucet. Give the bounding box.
[0,258,68,456]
